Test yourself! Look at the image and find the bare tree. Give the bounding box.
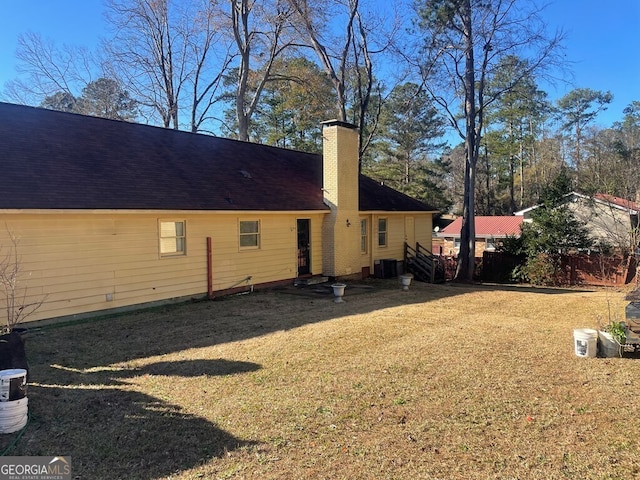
[286,0,354,121]
[228,0,297,141]
[188,2,236,133]
[415,0,564,281]
[103,0,233,131]
[2,32,96,105]
[104,0,186,128]
[286,0,398,161]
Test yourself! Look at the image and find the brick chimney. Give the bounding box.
[321,120,361,279]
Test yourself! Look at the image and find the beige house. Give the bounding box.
[515,192,640,253]
[0,103,436,324]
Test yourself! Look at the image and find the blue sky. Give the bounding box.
[1,0,638,128]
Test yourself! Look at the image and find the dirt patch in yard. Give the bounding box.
[274,280,377,298]
[2,280,640,479]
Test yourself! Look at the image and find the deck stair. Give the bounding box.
[404,242,445,283]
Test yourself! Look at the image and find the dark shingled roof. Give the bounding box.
[358,175,434,212]
[0,102,436,213]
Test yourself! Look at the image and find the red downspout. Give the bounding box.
[207,237,213,299]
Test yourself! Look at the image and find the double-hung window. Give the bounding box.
[378,218,388,247]
[239,220,260,249]
[360,219,368,253]
[159,220,186,256]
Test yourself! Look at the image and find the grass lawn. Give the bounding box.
[2,280,640,479]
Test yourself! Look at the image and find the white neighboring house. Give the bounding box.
[514,192,640,253]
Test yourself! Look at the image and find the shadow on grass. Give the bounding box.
[450,282,596,295]
[24,280,597,373]
[19,359,260,479]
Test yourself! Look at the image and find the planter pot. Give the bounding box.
[598,330,622,358]
[0,332,29,380]
[331,283,346,303]
[399,274,413,291]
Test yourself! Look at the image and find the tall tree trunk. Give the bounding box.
[231,0,287,142]
[484,143,490,214]
[233,0,251,141]
[455,0,476,282]
[519,130,525,208]
[508,121,516,212]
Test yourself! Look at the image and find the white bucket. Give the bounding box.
[0,369,27,402]
[574,329,598,358]
[0,397,28,434]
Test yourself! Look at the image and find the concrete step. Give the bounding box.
[294,276,329,286]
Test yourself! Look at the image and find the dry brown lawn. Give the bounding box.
[2,280,640,479]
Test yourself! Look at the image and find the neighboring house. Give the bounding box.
[515,192,640,253]
[435,216,524,257]
[0,102,436,323]
[431,214,455,254]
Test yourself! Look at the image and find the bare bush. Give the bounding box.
[0,230,46,333]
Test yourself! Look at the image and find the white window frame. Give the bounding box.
[378,218,388,247]
[485,237,496,251]
[159,220,186,257]
[239,220,261,250]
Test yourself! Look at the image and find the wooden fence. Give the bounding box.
[560,254,637,286]
[481,252,526,283]
[480,252,638,286]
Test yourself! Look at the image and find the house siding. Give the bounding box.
[415,214,433,248]
[374,215,407,260]
[517,193,638,252]
[0,211,325,323]
[361,213,432,274]
[567,200,635,250]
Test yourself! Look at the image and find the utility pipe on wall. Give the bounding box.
[207,237,213,299]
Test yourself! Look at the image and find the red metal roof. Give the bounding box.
[439,216,523,238]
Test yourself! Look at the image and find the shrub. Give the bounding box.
[523,253,564,286]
